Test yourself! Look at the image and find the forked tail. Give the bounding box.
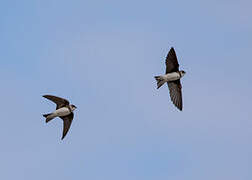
[154,76,166,89]
[43,113,54,123]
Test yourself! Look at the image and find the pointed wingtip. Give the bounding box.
[42,95,48,98]
[173,103,182,111]
[61,132,66,140]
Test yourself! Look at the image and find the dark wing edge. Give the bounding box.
[43,95,69,109]
[167,80,183,111]
[60,112,74,140]
[165,47,179,73]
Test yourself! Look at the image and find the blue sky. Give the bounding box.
[0,0,252,179]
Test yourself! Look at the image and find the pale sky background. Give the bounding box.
[1,0,252,179]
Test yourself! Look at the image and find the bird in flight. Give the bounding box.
[42,95,77,140]
[154,47,186,111]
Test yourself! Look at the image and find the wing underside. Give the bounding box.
[167,80,182,111]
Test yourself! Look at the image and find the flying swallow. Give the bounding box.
[154,47,186,111]
[42,95,77,140]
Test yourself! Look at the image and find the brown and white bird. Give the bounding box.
[154,47,186,111]
[42,95,77,140]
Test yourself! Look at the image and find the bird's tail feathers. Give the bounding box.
[154,76,166,89]
[43,113,54,123]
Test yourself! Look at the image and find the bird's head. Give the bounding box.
[180,70,186,77]
[70,104,77,111]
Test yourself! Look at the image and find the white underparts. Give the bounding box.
[162,72,182,82]
[52,107,71,117]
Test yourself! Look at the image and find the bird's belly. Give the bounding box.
[54,107,70,117]
[164,72,180,81]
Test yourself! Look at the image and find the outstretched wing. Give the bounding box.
[165,47,179,73]
[60,112,74,140]
[167,80,183,111]
[43,95,69,109]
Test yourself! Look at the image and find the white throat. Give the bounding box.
[70,106,76,112]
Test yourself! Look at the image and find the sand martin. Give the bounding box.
[43,95,77,140]
[154,47,186,111]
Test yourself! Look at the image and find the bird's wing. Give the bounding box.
[167,80,183,111]
[60,112,74,140]
[43,95,69,109]
[165,47,179,73]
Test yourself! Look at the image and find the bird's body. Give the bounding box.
[161,71,185,82]
[42,95,77,140]
[46,107,71,120]
[154,47,186,111]
[54,107,71,116]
